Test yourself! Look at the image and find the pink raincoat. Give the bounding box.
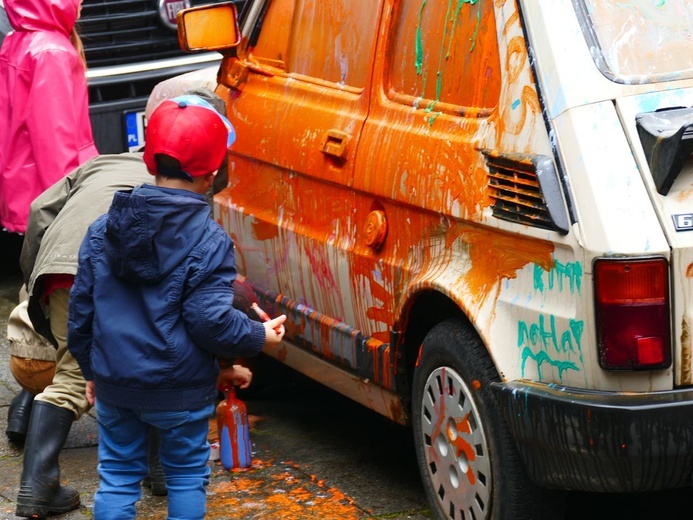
[0,0,98,233]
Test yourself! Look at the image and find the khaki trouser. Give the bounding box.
[34,288,90,419]
[7,288,56,394]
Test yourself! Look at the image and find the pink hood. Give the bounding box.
[0,0,98,233]
[5,0,78,35]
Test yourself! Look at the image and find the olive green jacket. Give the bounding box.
[19,153,151,346]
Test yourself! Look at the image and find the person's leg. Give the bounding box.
[144,403,214,520]
[35,289,89,418]
[6,295,56,443]
[142,428,167,496]
[6,388,35,444]
[16,289,81,517]
[15,401,80,518]
[94,401,149,520]
[23,288,165,507]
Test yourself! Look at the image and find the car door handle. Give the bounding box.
[320,130,349,159]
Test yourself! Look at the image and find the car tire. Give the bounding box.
[412,318,564,520]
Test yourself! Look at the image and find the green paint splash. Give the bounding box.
[416,0,480,125]
[415,0,427,75]
[425,101,441,126]
[533,261,583,295]
[521,347,579,381]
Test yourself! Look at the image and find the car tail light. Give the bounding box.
[594,258,671,370]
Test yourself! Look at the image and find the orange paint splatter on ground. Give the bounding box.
[208,410,365,518]
[205,462,365,520]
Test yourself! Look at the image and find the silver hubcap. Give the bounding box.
[419,366,491,519]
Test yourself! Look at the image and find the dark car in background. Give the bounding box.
[0,0,246,154]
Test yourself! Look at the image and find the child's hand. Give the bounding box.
[263,315,286,345]
[86,380,96,405]
[217,364,253,389]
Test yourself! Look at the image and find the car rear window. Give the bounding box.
[574,0,693,83]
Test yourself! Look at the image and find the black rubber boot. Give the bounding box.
[6,390,35,444]
[142,428,167,496]
[15,401,80,518]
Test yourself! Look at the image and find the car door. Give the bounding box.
[216,0,385,376]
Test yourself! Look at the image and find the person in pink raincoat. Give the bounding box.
[0,0,98,235]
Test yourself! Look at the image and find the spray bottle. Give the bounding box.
[216,382,252,469]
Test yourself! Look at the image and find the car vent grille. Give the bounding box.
[77,0,228,68]
[484,151,568,234]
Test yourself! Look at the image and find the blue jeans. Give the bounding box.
[94,401,214,520]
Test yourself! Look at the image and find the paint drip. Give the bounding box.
[216,384,252,469]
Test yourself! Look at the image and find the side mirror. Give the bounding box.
[177,2,241,53]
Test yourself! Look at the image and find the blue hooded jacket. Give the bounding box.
[68,184,266,411]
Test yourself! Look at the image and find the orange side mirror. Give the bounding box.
[177,2,241,53]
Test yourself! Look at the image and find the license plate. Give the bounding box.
[124,110,146,152]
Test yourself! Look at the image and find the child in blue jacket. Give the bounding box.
[67,94,286,520]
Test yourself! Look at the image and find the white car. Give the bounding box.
[158,2,693,518]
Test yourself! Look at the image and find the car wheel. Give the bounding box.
[412,318,563,520]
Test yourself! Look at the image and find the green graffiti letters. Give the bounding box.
[518,316,584,379]
[533,260,583,294]
[518,260,586,381]
[517,315,583,355]
[520,348,578,380]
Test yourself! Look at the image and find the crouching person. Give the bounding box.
[11,151,152,519]
[67,94,286,520]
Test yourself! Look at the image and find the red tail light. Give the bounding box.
[594,258,671,370]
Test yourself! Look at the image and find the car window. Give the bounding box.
[388,0,501,111]
[250,0,380,88]
[574,0,693,83]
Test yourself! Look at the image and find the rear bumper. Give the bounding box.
[491,380,693,492]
